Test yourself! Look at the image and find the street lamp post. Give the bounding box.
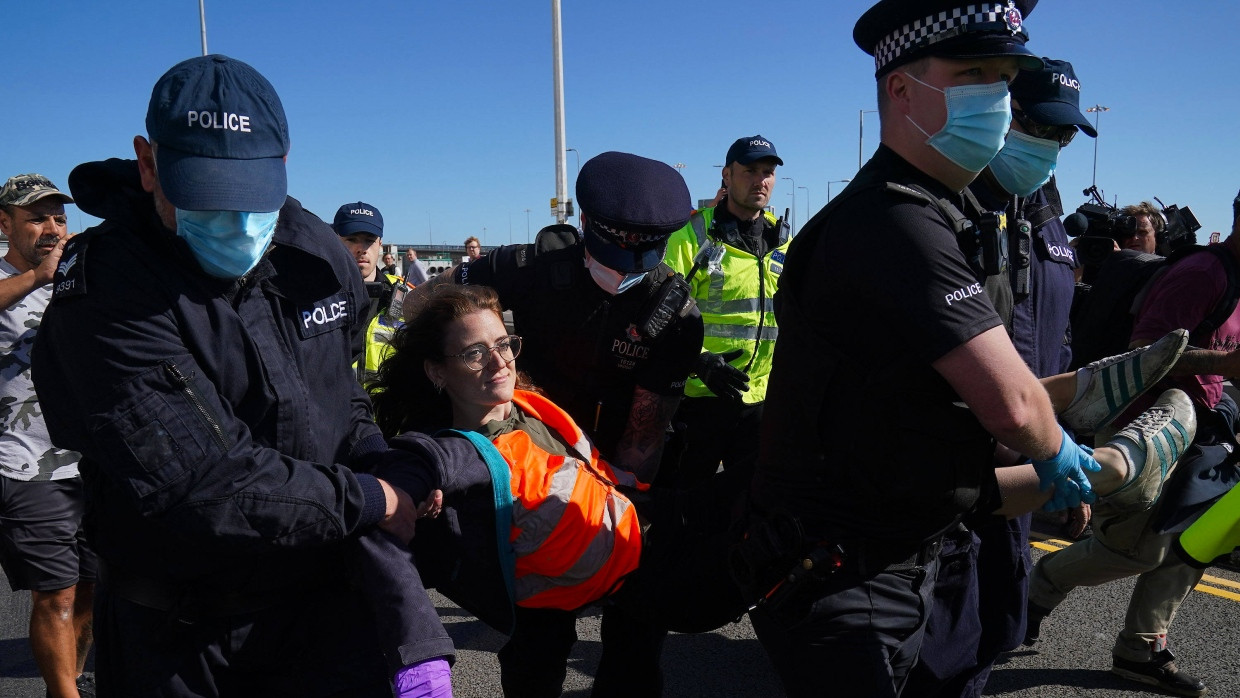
[827,179,851,201]
[524,209,531,243]
[781,176,796,232]
[198,0,208,55]
[566,148,581,219]
[858,109,878,171]
[1086,105,1110,188]
[797,185,810,224]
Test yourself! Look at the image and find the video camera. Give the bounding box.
[1066,186,1202,278]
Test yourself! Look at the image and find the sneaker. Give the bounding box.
[1102,389,1196,511]
[45,673,95,698]
[1060,329,1188,433]
[1023,603,1053,646]
[77,672,96,698]
[1112,649,1207,697]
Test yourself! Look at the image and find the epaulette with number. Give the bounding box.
[49,232,95,301]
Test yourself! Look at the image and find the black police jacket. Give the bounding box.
[30,159,406,593]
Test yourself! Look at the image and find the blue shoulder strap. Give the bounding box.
[440,429,517,608]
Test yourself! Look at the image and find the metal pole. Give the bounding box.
[1086,105,1110,189]
[781,177,796,233]
[858,110,877,171]
[828,179,851,201]
[858,109,864,172]
[198,0,208,56]
[551,0,569,224]
[525,209,531,242]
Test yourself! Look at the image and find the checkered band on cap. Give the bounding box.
[874,3,1025,73]
[588,218,668,248]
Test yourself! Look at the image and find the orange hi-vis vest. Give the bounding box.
[495,390,646,610]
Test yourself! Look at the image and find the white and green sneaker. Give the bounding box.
[1060,329,1188,434]
[1103,388,1196,512]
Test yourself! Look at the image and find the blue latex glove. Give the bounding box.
[1033,428,1100,512]
[395,657,453,698]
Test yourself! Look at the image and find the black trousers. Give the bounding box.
[93,581,393,697]
[749,557,939,698]
[902,514,1032,698]
[497,481,748,698]
[660,397,763,498]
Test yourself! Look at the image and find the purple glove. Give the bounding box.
[395,657,453,698]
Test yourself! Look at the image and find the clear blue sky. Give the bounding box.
[7,1,1239,244]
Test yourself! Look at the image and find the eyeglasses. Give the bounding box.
[1011,109,1077,148]
[449,335,522,371]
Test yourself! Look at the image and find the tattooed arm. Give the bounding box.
[611,386,681,484]
[1168,346,1240,380]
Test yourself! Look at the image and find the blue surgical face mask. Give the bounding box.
[584,253,645,295]
[904,74,1012,173]
[988,130,1060,197]
[175,209,279,279]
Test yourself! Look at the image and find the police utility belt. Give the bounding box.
[728,511,943,613]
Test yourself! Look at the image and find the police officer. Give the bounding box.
[411,151,703,484]
[29,55,452,696]
[405,151,704,696]
[749,2,1105,695]
[333,201,412,384]
[905,57,1101,698]
[660,136,789,496]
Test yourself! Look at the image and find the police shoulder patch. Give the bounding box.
[297,291,353,339]
[50,235,90,300]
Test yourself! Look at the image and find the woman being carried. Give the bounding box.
[370,285,743,697]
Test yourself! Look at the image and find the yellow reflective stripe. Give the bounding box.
[704,323,779,341]
[698,296,764,314]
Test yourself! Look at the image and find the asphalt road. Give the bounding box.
[3,533,1237,697]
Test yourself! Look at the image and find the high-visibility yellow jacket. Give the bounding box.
[662,207,788,404]
[359,273,408,384]
[1177,483,1240,567]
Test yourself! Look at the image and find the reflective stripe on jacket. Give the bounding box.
[498,390,644,609]
[360,273,407,384]
[663,207,788,403]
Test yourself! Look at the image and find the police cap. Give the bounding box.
[147,55,290,213]
[854,1,1043,77]
[333,201,384,237]
[726,135,784,167]
[577,151,691,273]
[1010,57,1097,137]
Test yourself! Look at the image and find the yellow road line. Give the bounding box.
[1201,574,1240,590]
[1029,538,1240,602]
[1195,583,1240,602]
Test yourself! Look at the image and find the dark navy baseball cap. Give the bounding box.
[146,55,290,212]
[577,151,691,273]
[854,0,1043,77]
[726,135,784,166]
[1010,58,1097,138]
[333,201,383,237]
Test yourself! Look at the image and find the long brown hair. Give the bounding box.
[369,284,537,436]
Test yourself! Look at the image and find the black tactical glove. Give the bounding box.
[695,349,750,402]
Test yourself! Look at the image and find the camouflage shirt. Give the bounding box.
[0,259,79,481]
